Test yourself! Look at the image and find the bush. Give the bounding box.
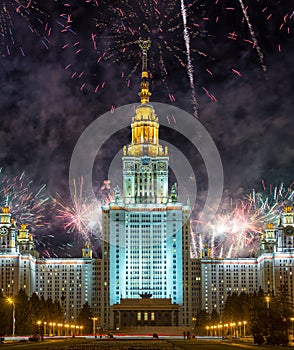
[253,334,264,345]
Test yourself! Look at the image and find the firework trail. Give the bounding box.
[58,0,293,111]
[58,0,207,113]
[0,169,50,232]
[249,180,294,221]
[180,0,198,118]
[191,181,293,259]
[238,0,268,78]
[53,178,113,241]
[0,1,52,57]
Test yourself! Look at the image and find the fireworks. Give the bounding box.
[0,169,50,230]
[192,181,294,259]
[0,0,52,57]
[53,178,113,240]
[58,0,293,115]
[58,0,208,113]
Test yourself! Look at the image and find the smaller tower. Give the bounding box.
[82,242,93,259]
[0,202,17,253]
[276,205,294,252]
[201,244,211,258]
[17,224,35,252]
[260,223,276,253]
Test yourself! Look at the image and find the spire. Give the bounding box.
[5,195,9,207]
[138,37,152,104]
[123,39,168,158]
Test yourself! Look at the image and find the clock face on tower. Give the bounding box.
[0,227,9,236]
[284,225,294,236]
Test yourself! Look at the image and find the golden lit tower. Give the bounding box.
[123,38,168,204]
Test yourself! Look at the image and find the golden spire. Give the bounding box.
[123,38,168,157]
[138,37,152,104]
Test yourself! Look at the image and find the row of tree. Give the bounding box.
[196,286,293,346]
[0,289,94,336]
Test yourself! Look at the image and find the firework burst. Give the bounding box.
[58,0,210,114]
[192,181,294,259]
[58,0,292,115]
[0,0,52,57]
[53,178,113,240]
[0,169,50,230]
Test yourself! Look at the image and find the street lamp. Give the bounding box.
[290,318,294,341]
[224,324,229,336]
[243,321,247,337]
[265,296,270,337]
[7,298,15,337]
[37,321,41,335]
[57,323,63,336]
[238,322,242,337]
[92,317,98,337]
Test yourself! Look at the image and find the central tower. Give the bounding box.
[101,39,192,329]
[123,38,168,204]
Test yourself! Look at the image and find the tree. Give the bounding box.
[211,309,220,324]
[195,309,210,335]
[0,292,10,336]
[15,289,30,335]
[77,302,93,334]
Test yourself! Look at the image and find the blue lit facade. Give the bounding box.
[102,39,190,327]
[103,100,189,324]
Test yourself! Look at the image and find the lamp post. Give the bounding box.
[290,318,294,341]
[37,321,41,335]
[243,321,247,337]
[44,322,47,336]
[7,298,15,337]
[266,296,270,337]
[92,317,98,337]
[238,322,242,337]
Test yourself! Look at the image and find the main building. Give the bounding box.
[0,41,293,330]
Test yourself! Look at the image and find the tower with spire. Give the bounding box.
[123,38,168,205]
[0,199,39,297]
[101,39,192,329]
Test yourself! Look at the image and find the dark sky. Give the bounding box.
[0,0,293,256]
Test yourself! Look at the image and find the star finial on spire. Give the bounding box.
[138,37,152,104]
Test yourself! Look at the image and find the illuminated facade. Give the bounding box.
[0,41,293,330]
[99,38,192,328]
[200,205,294,316]
[0,202,94,322]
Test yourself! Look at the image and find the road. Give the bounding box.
[1,338,293,350]
[168,339,293,349]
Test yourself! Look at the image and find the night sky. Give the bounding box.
[0,0,293,257]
